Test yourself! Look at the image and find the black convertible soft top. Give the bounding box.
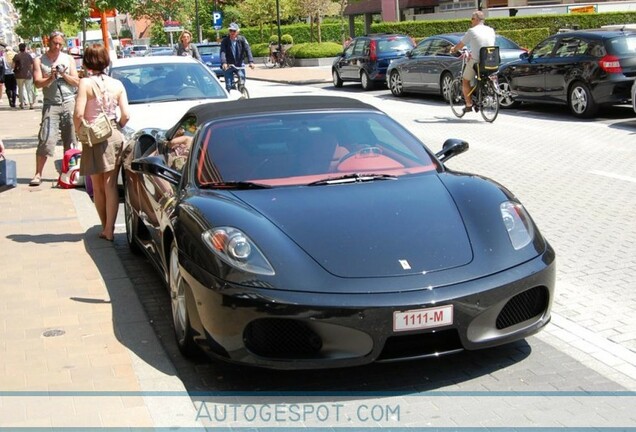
[167,96,378,137]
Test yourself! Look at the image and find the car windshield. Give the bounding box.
[495,35,521,50]
[195,111,438,188]
[198,45,220,56]
[111,62,227,103]
[377,37,414,52]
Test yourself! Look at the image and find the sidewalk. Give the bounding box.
[0,99,197,427]
[248,63,332,85]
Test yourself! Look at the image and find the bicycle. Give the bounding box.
[225,65,250,99]
[263,45,294,68]
[449,48,500,123]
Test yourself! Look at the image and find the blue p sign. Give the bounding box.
[212,11,223,30]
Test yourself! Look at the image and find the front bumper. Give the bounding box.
[182,247,555,370]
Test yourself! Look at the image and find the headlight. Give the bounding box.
[500,201,534,250]
[202,227,275,276]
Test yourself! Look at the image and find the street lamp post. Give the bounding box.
[276,0,282,53]
[195,0,201,42]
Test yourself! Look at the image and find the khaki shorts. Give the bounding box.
[462,58,477,82]
[36,99,77,157]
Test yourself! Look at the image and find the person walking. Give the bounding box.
[13,43,35,109]
[175,30,201,60]
[74,43,130,242]
[450,10,496,113]
[2,46,17,108]
[30,31,80,187]
[220,23,255,93]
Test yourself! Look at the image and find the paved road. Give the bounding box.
[107,79,636,427]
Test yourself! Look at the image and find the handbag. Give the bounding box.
[0,155,17,188]
[77,77,114,147]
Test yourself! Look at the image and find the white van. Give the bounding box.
[78,30,117,61]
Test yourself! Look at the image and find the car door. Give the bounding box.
[543,36,589,102]
[507,36,557,100]
[336,39,365,80]
[400,39,432,89]
[421,38,456,92]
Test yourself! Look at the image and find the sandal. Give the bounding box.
[99,233,114,242]
[462,106,473,113]
[29,175,41,187]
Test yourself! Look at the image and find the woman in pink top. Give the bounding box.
[74,44,130,242]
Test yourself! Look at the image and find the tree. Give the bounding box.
[297,0,337,42]
[13,0,136,39]
[238,0,293,42]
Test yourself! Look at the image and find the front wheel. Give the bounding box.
[480,80,499,123]
[388,70,404,97]
[123,173,142,255]
[332,69,343,88]
[498,76,520,108]
[169,241,198,357]
[449,78,466,118]
[263,56,276,68]
[569,81,597,118]
[238,83,250,99]
[440,72,454,102]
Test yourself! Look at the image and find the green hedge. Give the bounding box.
[287,42,343,58]
[204,11,636,57]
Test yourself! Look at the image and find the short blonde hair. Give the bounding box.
[180,30,192,41]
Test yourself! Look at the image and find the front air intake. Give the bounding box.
[496,286,549,329]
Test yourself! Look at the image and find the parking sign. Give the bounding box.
[212,11,223,30]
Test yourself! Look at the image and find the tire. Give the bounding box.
[569,81,597,118]
[360,71,374,91]
[480,80,500,123]
[123,173,142,255]
[440,72,454,102]
[238,83,250,99]
[498,76,520,108]
[449,78,466,118]
[283,53,294,68]
[169,241,197,357]
[388,70,404,97]
[263,56,276,69]
[332,69,343,88]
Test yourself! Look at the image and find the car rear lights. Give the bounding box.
[369,40,377,62]
[599,55,622,73]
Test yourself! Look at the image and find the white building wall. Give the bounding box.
[0,0,20,48]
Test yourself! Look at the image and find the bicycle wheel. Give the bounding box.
[263,56,276,69]
[239,84,250,99]
[449,78,466,118]
[283,53,294,68]
[480,80,499,123]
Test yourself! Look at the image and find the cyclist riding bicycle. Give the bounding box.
[220,22,255,93]
[450,10,495,113]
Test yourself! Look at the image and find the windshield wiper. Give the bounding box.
[308,173,397,186]
[201,181,272,190]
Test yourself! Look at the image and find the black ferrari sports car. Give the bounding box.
[123,96,555,370]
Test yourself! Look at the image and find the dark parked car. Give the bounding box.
[386,33,526,100]
[332,34,415,90]
[498,28,636,118]
[632,78,636,114]
[123,96,555,369]
[197,42,223,77]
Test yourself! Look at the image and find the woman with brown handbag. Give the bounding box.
[74,43,130,242]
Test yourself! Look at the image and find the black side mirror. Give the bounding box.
[520,51,530,61]
[435,138,469,163]
[131,155,182,185]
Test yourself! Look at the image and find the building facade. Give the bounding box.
[0,0,19,48]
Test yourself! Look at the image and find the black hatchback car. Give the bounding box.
[332,34,415,90]
[498,28,636,118]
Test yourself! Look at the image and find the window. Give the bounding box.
[428,39,453,56]
[532,38,557,58]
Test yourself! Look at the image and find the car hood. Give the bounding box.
[237,175,473,278]
[123,97,236,131]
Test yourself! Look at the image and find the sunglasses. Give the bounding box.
[229,29,237,33]
[50,31,65,38]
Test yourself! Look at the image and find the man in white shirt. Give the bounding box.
[450,11,496,112]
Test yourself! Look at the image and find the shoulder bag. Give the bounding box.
[77,76,114,147]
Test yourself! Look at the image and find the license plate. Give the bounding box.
[393,305,453,332]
